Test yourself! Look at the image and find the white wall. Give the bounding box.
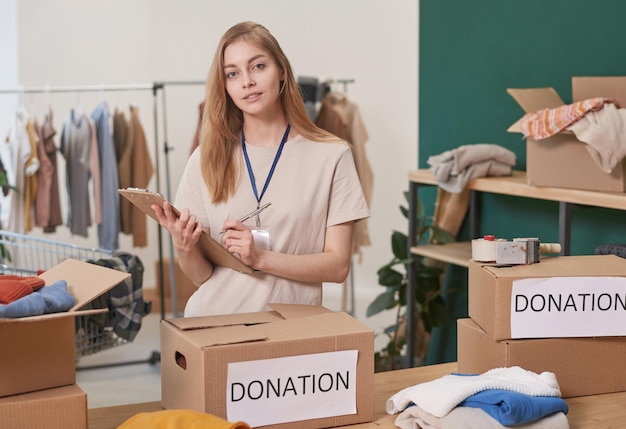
[2,1,418,325]
[0,0,18,135]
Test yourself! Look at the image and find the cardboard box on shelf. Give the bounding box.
[0,384,87,429]
[161,304,375,429]
[468,254,626,341]
[0,259,130,397]
[457,318,626,398]
[508,76,626,192]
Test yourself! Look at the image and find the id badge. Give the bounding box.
[252,226,271,251]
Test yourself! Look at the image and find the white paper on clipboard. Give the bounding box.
[118,188,255,274]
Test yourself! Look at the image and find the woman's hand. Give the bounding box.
[151,201,214,285]
[152,201,203,254]
[220,220,259,267]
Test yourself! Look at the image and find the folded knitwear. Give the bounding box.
[458,389,568,425]
[386,366,561,418]
[394,404,569,429]
[0,280,75,318]
[427,144,516,193]
[0,275,46,304]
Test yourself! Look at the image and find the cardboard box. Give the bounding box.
[508,76,626,192]
[161,304,375,429]
[457,318,626,398]
[0,383,87,429]
[0,259,130,397]
[468,255,626,340]
[0,384,87,429]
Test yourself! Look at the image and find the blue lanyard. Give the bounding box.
[241,124,290,207]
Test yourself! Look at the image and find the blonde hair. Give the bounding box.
[200,21,338,204]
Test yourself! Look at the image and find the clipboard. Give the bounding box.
[118,188,254,274]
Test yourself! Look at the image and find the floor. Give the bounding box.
[76,285,395,409]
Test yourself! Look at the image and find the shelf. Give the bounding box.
[409,169,626,211]
[411,241,472,267]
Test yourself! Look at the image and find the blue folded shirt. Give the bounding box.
[458,389,569,426]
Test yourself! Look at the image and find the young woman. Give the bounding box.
[153,21,369,317]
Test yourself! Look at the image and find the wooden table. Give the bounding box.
[88,362,626,428]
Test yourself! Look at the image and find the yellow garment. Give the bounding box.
[117,409,251,429]
[23,120,40,232]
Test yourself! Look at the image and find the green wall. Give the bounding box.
[420,0,626,363]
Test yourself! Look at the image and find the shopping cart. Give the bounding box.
[0,230,132,359]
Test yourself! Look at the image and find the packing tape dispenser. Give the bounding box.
[471,236,561,264]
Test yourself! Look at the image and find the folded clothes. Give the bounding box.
[0,291,45,318]
[394,403,569,429]
[459,389,568,426]
[427,144,516,193]
[39,280,75,313]
[0,275,46,304]
[386,366,561,418]
[0,280,75,318]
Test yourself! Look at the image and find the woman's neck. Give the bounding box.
[242,118,290,147]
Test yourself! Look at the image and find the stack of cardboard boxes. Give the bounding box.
[458,76,626,397]
[0,259,130,429]
[457,254,626,397]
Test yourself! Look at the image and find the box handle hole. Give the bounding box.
[175,351,187,370]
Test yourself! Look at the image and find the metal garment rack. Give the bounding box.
[0,81,209,322]
[153,80,205,318]
[0,82,167,370]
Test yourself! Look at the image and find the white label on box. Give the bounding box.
[226,350,358,427]
[511,276,626,338]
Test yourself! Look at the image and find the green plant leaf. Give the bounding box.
[366,290,397,317]
[391,231,408,260]
[430,226,456,244]
[383,323,400,337]
[377,266,403,287]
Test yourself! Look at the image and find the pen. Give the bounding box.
[219,202,272,234]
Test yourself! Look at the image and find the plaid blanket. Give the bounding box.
[87,251,149,342]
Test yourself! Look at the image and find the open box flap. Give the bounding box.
[193,324,269,347]
[167,304,334,332]
[166,310,283,331]
[191,312,370,348]
[507,87,566,133]
[38,258,131,311]
[267,303,333,319]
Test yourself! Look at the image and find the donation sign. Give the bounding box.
[511,276,626,338]
[226,350,358,427]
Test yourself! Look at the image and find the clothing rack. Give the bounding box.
[153,80,205,318]
[0,81,204,371]
[0,81,209,322]
[324,78,355,93]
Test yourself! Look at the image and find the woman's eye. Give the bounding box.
[252,63,265,71]
[225,71,237,79]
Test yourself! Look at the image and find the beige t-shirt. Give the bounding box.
[175,135,369,317]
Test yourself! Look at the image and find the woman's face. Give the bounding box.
[223,39,284,119]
